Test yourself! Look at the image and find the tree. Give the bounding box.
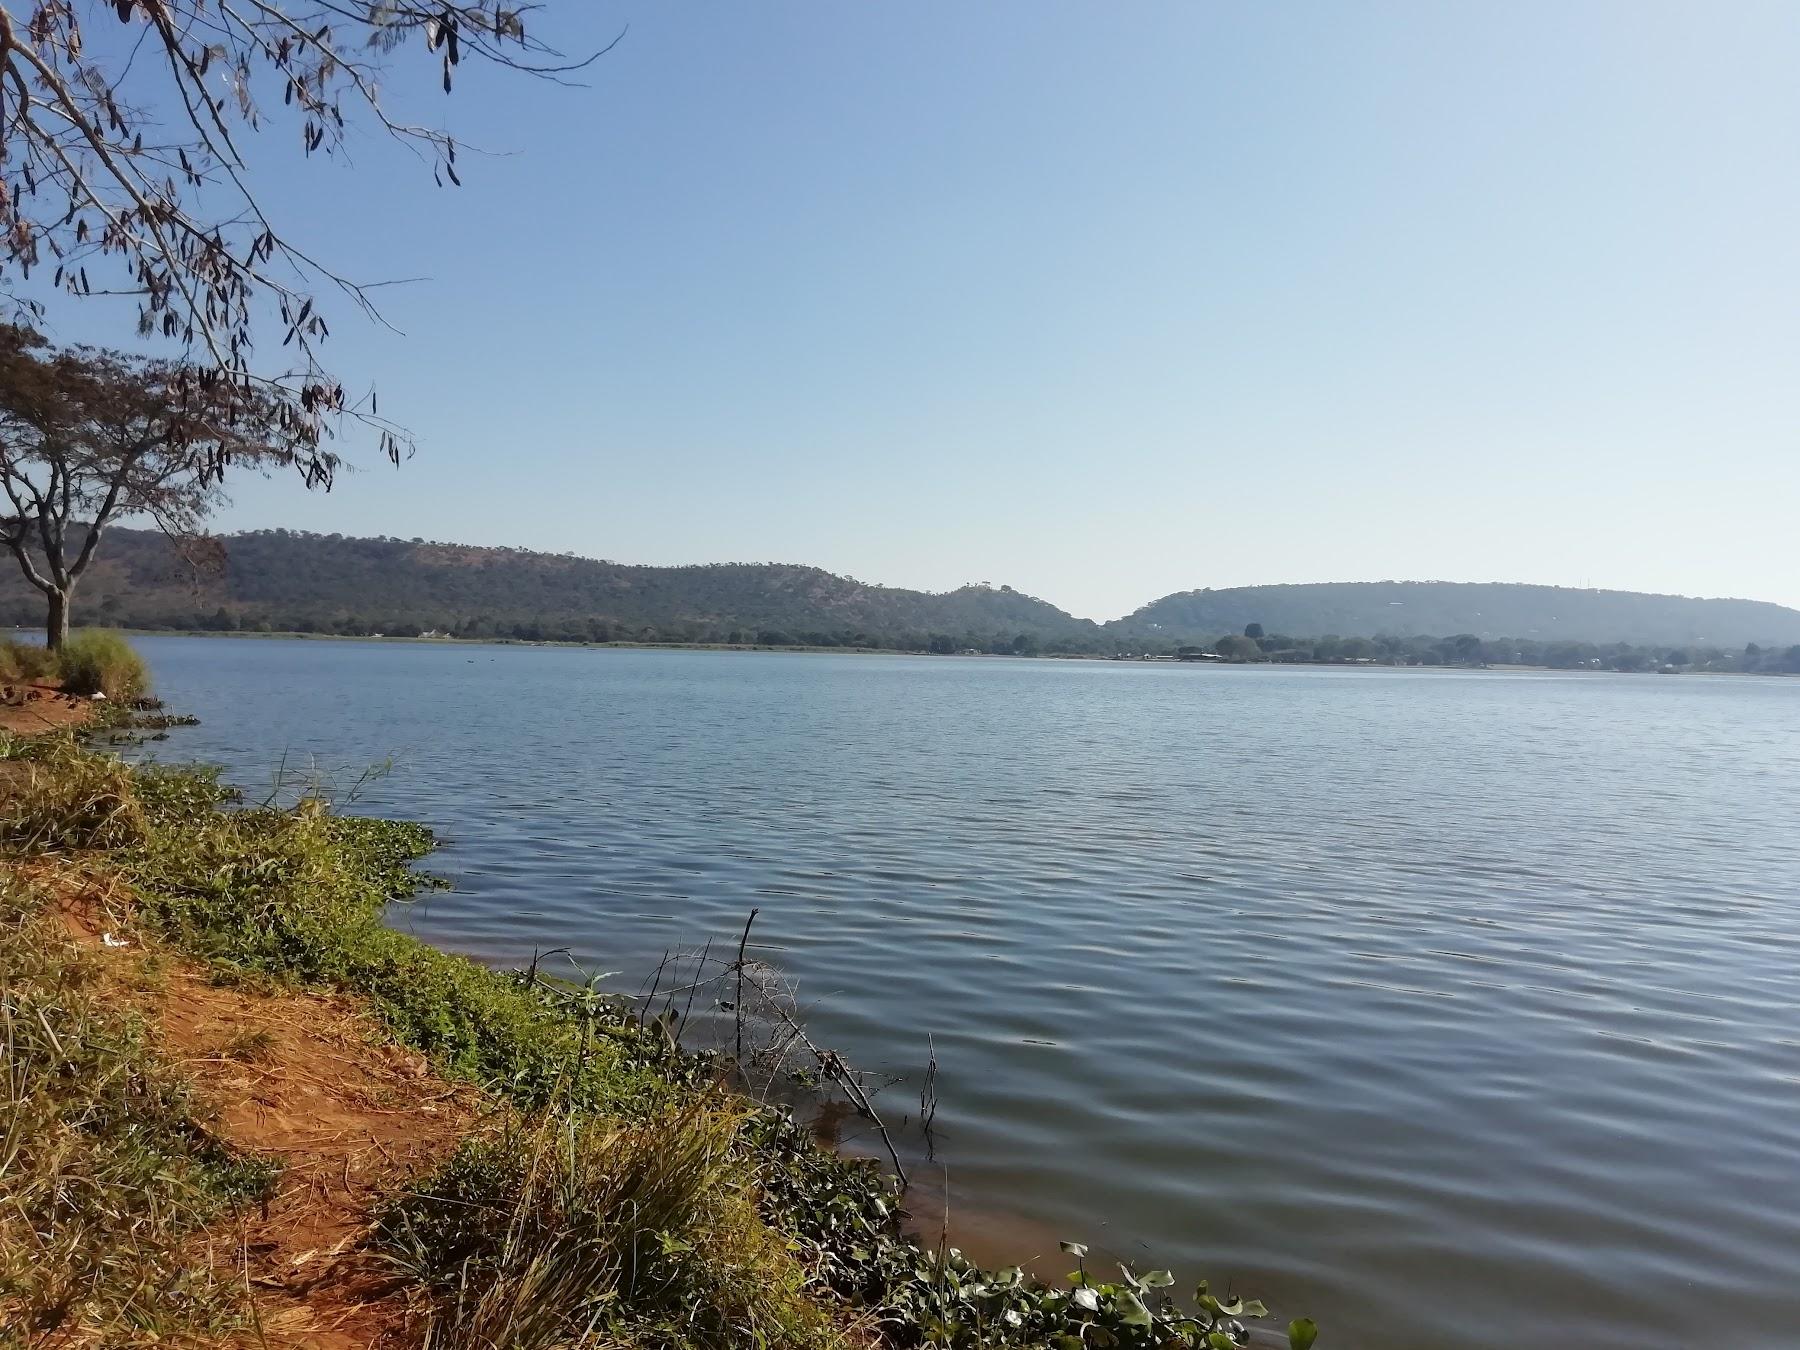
[1445,633,1483,664]
[1214,633,1260,660]
[0,326,301,645]
[0,2,601,475]
[1244,622,1264,640]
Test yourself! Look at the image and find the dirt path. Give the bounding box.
[56,887,484,1348]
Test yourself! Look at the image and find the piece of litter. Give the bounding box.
[100,932,128,948]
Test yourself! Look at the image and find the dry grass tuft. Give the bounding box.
[219,1026,278,1063]
[383,1094,848,1350]
[0,734,146,852]
[0,638,55,683]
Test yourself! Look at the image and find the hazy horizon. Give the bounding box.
[35,3,1799,620]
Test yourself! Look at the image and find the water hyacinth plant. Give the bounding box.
[868,1236,1317,1350]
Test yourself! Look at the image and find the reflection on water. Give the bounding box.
[134,638,1800,1350]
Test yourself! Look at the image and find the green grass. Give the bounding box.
[0,735,676,1117]
[0,877,275,1343]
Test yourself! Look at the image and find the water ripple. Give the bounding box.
[134,639,1800,1350]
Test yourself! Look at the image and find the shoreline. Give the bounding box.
[0,725,1312,1349]
[26,626,1793,679]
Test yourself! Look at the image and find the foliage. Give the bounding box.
[52,629,148,699]
[0,877,275,1341]
[127,784,675,1112]
[1190,629,1800,675]
[0,325,350,645]
[387,1035,1320,1350]
[1212,634,1261,660]
[0,2,589,475]
[0,525,1097,650]
[751,1096,1314,1349]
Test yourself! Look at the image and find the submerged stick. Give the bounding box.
[921,1033,939,1160]
[734,908,758,1069]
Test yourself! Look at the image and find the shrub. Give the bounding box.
[381,1097,840,1350]
[0,637,55,682]
[55,630,149,700]
[0,734,147,851]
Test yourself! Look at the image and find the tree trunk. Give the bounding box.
[45,588,70,651]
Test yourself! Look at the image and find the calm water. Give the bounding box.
[132,637,1800,1350]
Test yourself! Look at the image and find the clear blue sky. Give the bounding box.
[78,3,1800,618]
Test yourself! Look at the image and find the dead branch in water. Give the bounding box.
[920,1033,939,1160]
[741,969,909,1190]
[734,907,757,1068]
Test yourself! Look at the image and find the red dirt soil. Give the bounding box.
[0,681,94,735]
[55,885,484,1348]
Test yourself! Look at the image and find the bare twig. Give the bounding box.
[733,907,757,1070]
[745,977,909,1190]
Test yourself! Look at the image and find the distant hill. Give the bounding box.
[2,529,1795,651]
[1109,581,1800,647]
[0,528,1098,649]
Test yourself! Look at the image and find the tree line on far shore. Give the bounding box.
[8,597,1795,675]
[1189,626,1800,674]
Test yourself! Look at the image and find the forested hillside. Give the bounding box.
[3,528,1797,653]
[0,528,1098,650]
[1112,581,1800,647]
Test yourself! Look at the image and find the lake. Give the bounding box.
[130,636,1800,1349]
